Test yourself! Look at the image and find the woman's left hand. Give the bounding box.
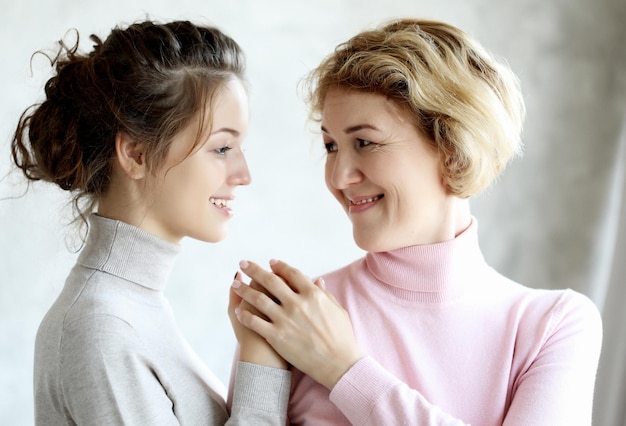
[232,259,364,390]
[228,272,288,370]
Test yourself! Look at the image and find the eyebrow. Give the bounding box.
[211,128,240,137]
[321,124,380,134]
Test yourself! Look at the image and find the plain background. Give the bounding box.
[1,0,625,424]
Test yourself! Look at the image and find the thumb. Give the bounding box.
[228,272,243,312]
[315,277,342,305]
[314,276,326,290]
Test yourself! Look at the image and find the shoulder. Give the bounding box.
[58,312,158,393]
[546,289,602,341]
[35,272,145,363]
[319,257,366,285]
[516,286,601,330]
[513,287,602,357]
[61,313,142,364]
[488,270,601,331]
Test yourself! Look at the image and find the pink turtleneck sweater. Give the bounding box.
[288,220,602,425]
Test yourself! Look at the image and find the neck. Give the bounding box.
[363,214,486,302]
[79,214,181,291]
[97,178,175,243]
[454,198,472,237]
[426,197,472,244]
[97,194,148,231]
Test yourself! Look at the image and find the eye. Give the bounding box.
[214,146,232,155]
[356,138,374,148]
[324,141,338,153]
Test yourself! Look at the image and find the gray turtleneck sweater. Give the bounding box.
[33,214,290,425]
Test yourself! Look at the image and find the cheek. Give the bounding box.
[324,163,331,188]
[323,159,333,189]
[324,161,344,203]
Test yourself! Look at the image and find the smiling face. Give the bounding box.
[142,78,251,243]
[322,87,458,252]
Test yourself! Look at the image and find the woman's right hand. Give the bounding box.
[228,272,288,370]
[232,260,364,390]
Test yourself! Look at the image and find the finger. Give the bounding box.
[228,286,242,317]
[235,303,274,340]
[250,278,281,304]
[239,296,271,321]
[232,278,281,319]
[228,272,244,314]
[314,277,326,290]
[234,270,251,286]
[311,276,343,308]
[268,259,314,293]
[239,260,294,302]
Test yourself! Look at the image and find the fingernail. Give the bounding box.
[269,258,278,265]
[233,271,238,280]
[235,307,241,316]
[232,279,241,289]
[239,260,249,269]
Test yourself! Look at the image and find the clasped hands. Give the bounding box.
[229,259,363,390]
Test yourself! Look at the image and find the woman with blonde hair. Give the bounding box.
[231,19,602,425]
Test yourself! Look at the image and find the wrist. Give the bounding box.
[239,344,288,370]
[319,352,364,390]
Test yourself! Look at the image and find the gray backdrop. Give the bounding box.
[1,0,624,424]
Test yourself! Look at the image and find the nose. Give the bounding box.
[326,150,363,190]
[229,150,252,186]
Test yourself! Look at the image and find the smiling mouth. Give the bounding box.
[209,197,232,209]
[350,195,384,205]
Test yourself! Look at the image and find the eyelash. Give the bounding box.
[214,146,233,155]
[323,138,375,153]
[356,138,373,148]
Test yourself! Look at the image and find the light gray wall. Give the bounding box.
[1,0,624,424]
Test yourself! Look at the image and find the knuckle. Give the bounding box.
[268,273,283,284]
[284,266,301,281]
[253,291,267,307]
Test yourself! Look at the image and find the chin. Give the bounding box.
[193,229,229,244]
[353,232,385,253]
[353,227,408,252]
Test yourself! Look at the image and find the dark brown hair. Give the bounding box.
[11,20,245,221]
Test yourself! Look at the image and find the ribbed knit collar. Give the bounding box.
[364,218,487,301]
[77,214,181,291]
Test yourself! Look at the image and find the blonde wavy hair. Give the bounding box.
[305,19,526,197]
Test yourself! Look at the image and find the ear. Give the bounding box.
[115,131,146,179]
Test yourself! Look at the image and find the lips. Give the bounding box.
[350,195,383,205]
[347,194,384,213]
[209,197,232,209]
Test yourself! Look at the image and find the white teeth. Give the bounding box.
[352,195,381,205]
[209,197,231,208]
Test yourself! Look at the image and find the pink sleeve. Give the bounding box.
[329,356,469,425]
[503,291,602,425]
[329,291,602,426]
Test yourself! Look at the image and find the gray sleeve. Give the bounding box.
[60,316,180,426]
[227,362,291,426]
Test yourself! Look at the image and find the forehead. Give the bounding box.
[196,78,249,140]
[212,79,248,120]
[321,87,411,130]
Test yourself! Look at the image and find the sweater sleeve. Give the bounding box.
[330,356,469,425]
[502,290,603,425]
[329,290,602,426]
[227,362,291,425]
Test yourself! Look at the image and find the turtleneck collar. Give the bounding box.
[77,214,181,291]
[363,218,488,301]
